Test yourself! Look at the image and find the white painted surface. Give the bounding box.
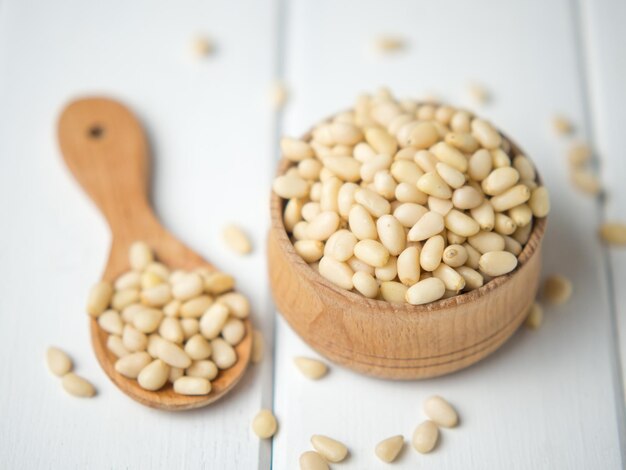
[0,0,624,469]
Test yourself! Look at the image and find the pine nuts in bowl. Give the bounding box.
[268,90,548,379]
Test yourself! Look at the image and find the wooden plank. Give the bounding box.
[578,0,626,447]
[271,0,623,468]
[0,0,277,468]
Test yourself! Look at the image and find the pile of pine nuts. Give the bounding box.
[87,241,249,396]
[273,90,550,305]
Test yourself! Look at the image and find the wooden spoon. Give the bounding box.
[58,97,251,410]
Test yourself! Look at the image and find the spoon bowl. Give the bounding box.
[58,97,251,410]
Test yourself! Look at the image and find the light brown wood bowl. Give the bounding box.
[58,97,251,409]
[268,124,546,380]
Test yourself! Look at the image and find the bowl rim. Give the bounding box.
[269,115,547,314]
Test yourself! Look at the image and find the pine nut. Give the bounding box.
[479,251,518,276]
[132,308,163,334]
[354,240,390,268]
[433,264,465,292]
[221,318,246,346]
[469,231,506,254]
[186,360,218,380]
[374,170,397,199]
[414,149,439,173]
[273,174,309,199]
[463,243,481,269]
[423,395,459,427]
[468,148,493,181]
[513,155,536,181]
[445,132,479,153]
[542,275,572,305]
[451,110,472,133]
[406,277,446,305]
[141,271,164,289]
[281,137,314,162]
[115,352,152,379]
[375,257,398,281]
[525,302,543,329]
[46,347,73,377]
[447,231,466,245]
[137,359,170,391]
[155,338,192,369]
[451,186,482,210]
[61,373,96,398]
[310,435,348,463]
[299,451,329,470]
[180,295,213,318]
[115,271,141,290]
[552,114,573,135]
[352,271,379,298]
[380,281,408,303]
[172,273,204,301]
[529,186,550,217]
[456,266,484,290]
[482,167,519,196]
[324,229,357,262]
[412,420,439,453]
[391,160,423,185]
[407,121,440,149]
[491,148,511,168]
[184,334,212,360]
[306,211,340,241]
[200,303,230,339]
[98,310,123,335]
[123,324,148,352]
[428,196,453,216]
[295,240,324,263]
[338,182,359,217]
[436,162,466,189]
[159,317,184,343]
[513,221,533,245]
[509,204,533,227]
[222,224,252,254]
[375,435,404,463]
[87,281,113,317]
[107,335,130,358]
[360,154,392,182]
[180,318,199,340]
[217,292,250,319]
[469,201,494,231]
[395,182,428,204]
[408,211,444,241]
[420,235,445,272]
[252,409,278,439]
[471,119,501,149]
[173,376,211,395]
[349,204,378,240]
[397,246,421,286]
[211,338,237,369]
[417,172,452,199]
[140,284,171,307]
[129,241,154,271]
[355,188,391,217]
[599,222,626,245]
[445,209,480,237]
[494,213,517,235]
[489,184,531,212]
[503,234,522,255]
[443,244,468,268]
[394,203,429,227]
[251,329,264,364]
[568,142,591,167]
[353,142,376,162]
[365,128,398,155]
[168,367,184,383]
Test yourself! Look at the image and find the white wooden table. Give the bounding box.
[1,0,625,468]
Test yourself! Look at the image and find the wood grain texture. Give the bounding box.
[269,136,545,379]
[57,97,251,410]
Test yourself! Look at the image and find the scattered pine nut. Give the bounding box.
[571,168,601,195]
[412,420,439,454]
[252,409,278,439]
[222,224,253,255]
[541,275,572,305]
[552,114,573,135]
[599,222,626,246]
[423,395,459,428]
[46,347,73,377]
[299,451,329,470]
[310,435,348,463]
[568,142,591,167]
[251,329,264,364]
[524,302,543,330]
[269,81,289,110]
[190,36,215,57]
[375,435,404,463]
[294,356,328,380]
[466,82,490,105]
[61,373,96,398]
[371,35,406,54]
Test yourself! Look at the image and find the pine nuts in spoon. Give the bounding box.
[86,241,251,396]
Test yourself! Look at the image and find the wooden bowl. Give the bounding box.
[268,128,546,380]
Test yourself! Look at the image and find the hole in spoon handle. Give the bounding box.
[57,97,154,232]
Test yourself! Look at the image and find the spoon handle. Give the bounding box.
[57,97,157,237]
